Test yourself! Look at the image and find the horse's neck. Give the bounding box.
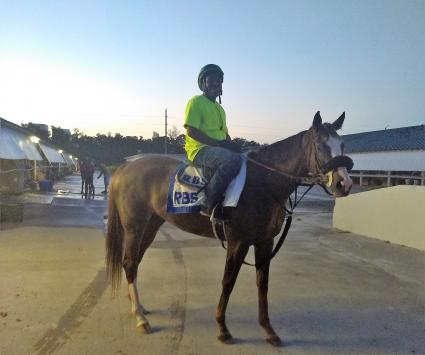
[254,130,312,177]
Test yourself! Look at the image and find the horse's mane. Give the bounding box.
[253,129,310,165]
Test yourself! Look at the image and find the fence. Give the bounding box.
[350,171,425,187]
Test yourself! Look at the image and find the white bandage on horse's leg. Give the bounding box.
[128,278,149,315]
[128,282,140,314]
[128,282,151,332]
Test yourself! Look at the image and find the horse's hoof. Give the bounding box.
[266,335,282,347]
[218,333,234,344]
[137,321,152,334]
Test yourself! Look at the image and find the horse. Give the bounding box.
[106,111,353,346]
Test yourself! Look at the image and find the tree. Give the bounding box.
[21,122,50,140]
[232,137,261,151]
[20,124,260,166]
[51,126,71,147]
[168,125,181,140]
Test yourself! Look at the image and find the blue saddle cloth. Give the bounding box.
[166,163,207,214]
[166,158,247,214]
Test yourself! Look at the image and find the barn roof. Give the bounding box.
[343,125,425,153]
[1,117,70,164]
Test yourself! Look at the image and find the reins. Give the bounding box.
[245,156,330,187]
[211,181,315,268]
[241,182,315,268]
[246,156,334,196]
[211,138,338,268]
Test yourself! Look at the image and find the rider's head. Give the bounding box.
[198,64,224,101]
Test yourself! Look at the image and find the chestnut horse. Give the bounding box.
[106,111,353,346]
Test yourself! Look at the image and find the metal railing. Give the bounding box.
[350,171,425,186]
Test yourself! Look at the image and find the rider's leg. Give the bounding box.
[193,146,242,212]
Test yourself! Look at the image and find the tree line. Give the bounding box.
[21,123,261,165]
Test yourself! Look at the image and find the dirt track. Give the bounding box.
[0,197,423,354]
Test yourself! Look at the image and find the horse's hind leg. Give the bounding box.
[216,240,249,344]
[123,214,164,332]
[122,228,150,332]
[255,241,282,346]
[129,214,164,316]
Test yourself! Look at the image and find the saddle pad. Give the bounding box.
[166,156,247,214]
[176,164,207,188]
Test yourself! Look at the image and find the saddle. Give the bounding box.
[166,159,247,214]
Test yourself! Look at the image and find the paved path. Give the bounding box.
[0,176,423,355]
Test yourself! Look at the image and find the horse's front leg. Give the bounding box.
[216,240,249,344]
[255,241,282,346]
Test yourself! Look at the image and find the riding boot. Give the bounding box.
[202,155,242,215]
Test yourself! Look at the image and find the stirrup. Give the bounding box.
[200,204,226,221]
[210,205,229,246]
[210,204,229,223]
[199,205,213,218]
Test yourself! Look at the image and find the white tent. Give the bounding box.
[38,142,66,164]
[62,153,77,168]
[0,125,43,160]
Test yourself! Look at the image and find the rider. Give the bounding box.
[184,64,242,217]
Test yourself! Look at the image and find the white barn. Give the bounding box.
[0,117,77,193]
[343,125,425,186]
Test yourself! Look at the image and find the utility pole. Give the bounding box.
[164,108,168,154]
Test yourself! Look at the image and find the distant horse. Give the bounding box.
[80,160,95,198]
[106,112,353,346]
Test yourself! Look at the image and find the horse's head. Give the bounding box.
[309,111,353,197]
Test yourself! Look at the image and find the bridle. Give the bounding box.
[246,130,334,193]
[246,156,331,189]
[212,130,353,268]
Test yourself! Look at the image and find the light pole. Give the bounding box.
[30,136,40,179]
[164,108,168,154]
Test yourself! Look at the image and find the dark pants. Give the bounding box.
[83,175,95,196]
[193,146,242,209]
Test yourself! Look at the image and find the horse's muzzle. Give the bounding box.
[321,156,353,197]
[331,166,353,197]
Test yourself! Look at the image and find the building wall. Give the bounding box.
[0,159,25,193]
[333,186,425,250]
[348,150,425,171]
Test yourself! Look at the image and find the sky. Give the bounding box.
[0,0,424,144]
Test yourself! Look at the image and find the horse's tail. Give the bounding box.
[105,182,123,293]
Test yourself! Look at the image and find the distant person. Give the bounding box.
[79,160,87,194]
[81,158,95,198]
[184,64,241,217]
[97,163,111,194]
[86,160,95,197]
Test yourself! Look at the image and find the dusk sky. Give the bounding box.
[1,0,424,143]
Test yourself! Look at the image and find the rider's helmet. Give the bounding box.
[198,64,224,91]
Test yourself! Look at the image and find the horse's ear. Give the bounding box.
[332,112,345,131]
[312,111,322,131]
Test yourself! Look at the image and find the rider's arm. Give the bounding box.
[186,126,221,147]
